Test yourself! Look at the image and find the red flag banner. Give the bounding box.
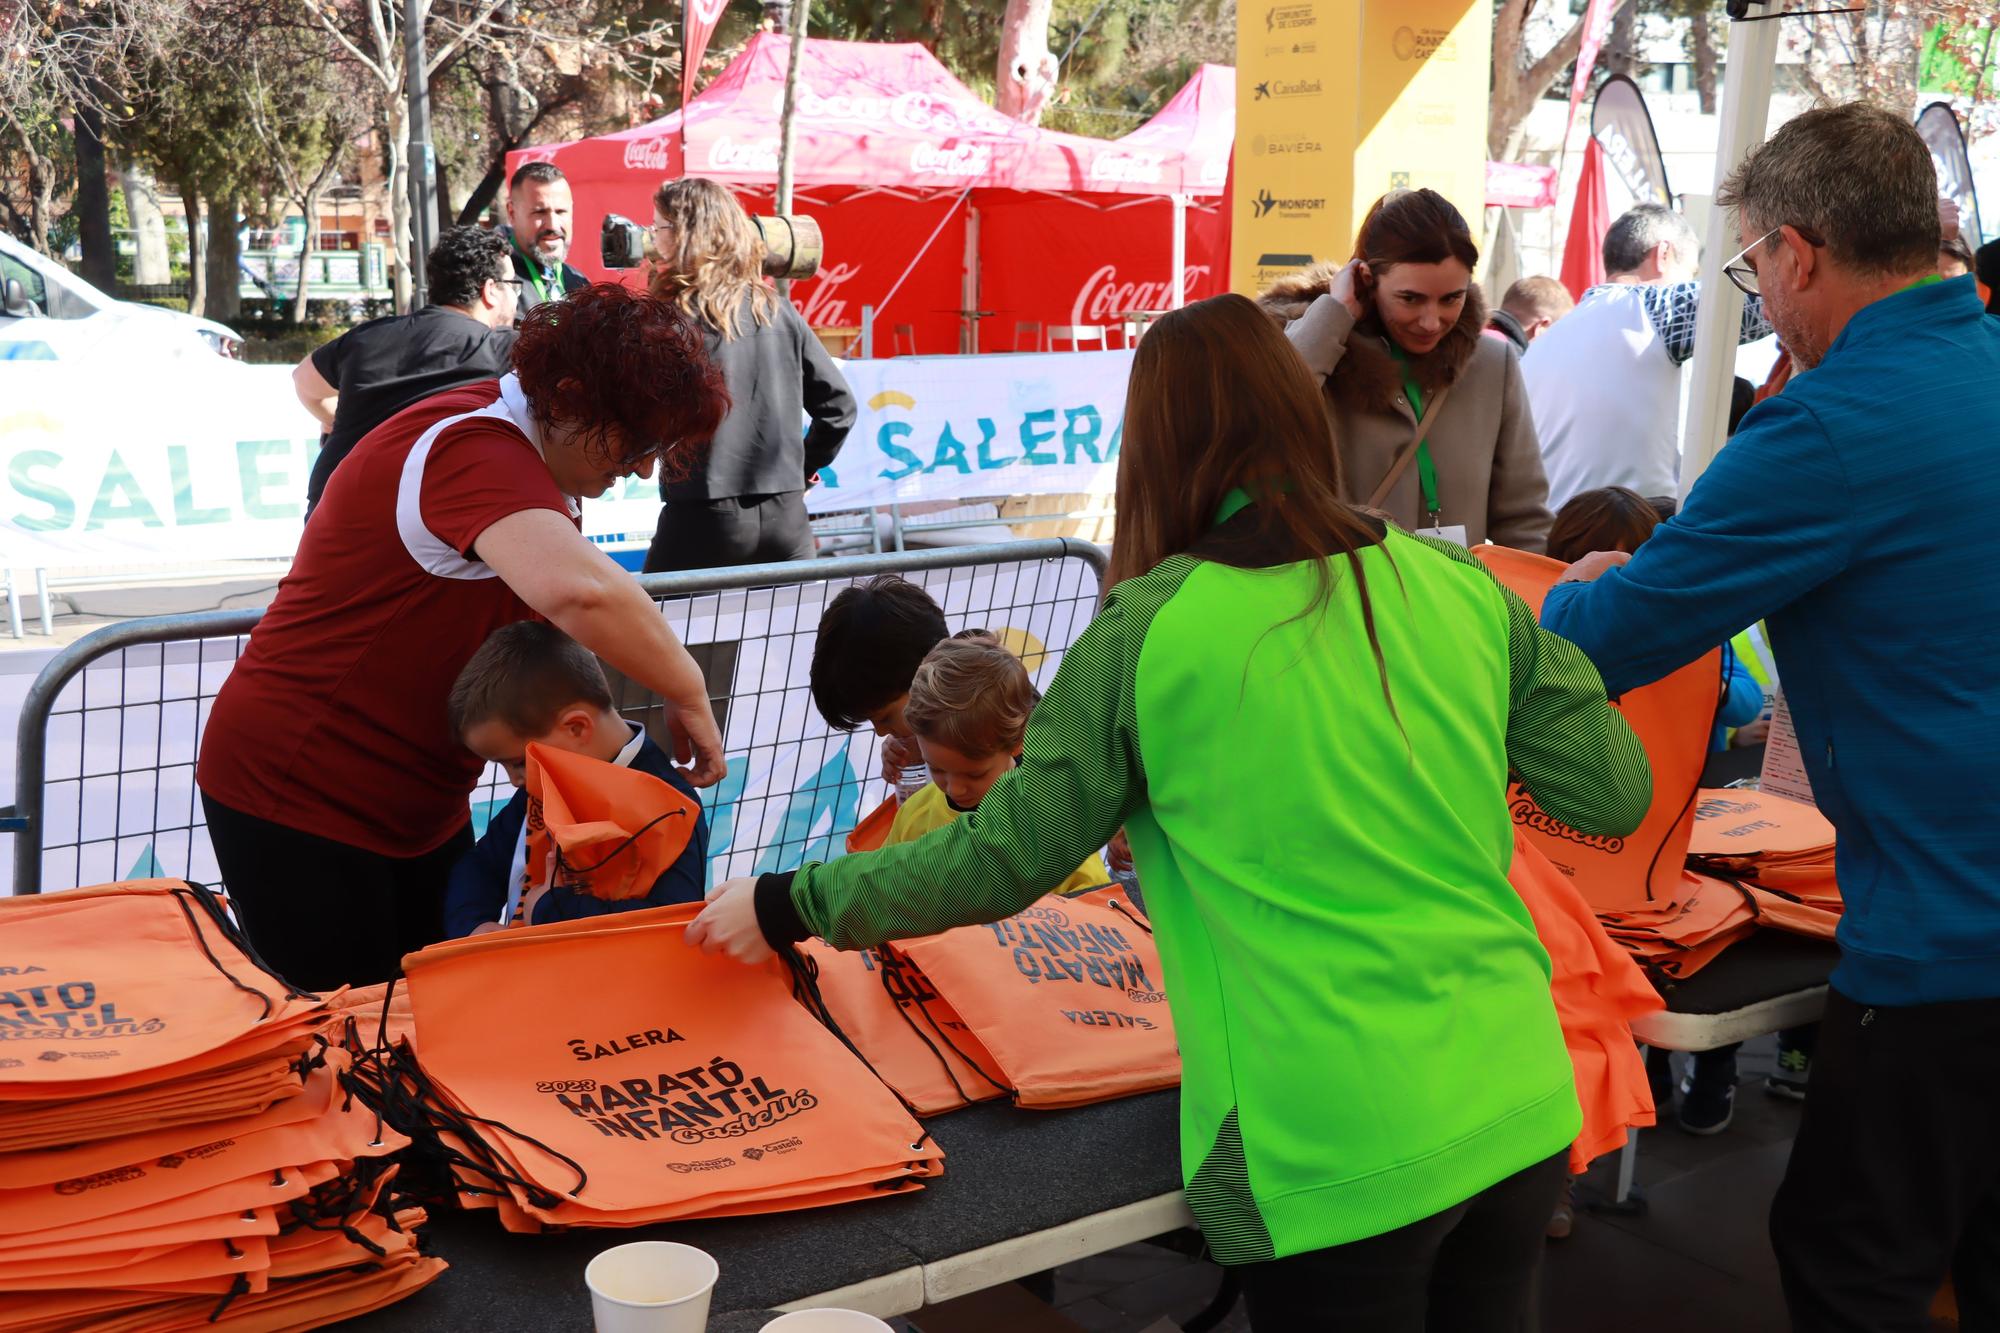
[1565,0,1618,148]
[682,0,729,110]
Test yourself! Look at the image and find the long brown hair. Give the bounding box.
[1353,188,1480,272]
[1108,293,1395,704]
[649,177,779,341]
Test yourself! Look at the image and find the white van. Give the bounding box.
[0,232,244,362]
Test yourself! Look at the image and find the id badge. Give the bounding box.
[1415,524,1469,547]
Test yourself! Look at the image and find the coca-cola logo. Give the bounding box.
[795,261,862,327]
[1088,151,1166,185]
[1198,157,1229,188]
[622,137,674,172]
[709,136,781,173]
[781,86,1015,139]
[1071,263,1212,326]
[911,142,992,178]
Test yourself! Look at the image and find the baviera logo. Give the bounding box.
[1088,151,1166,185]
[709,136,781,173]
[1072,263,1212,326]
[911,143,992,177]
[621,137,674,172]
[0,980,165,1043]
[1511,798,1626,854]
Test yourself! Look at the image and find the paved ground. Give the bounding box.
[929,1038,1807,1333]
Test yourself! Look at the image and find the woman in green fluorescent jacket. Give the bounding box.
[691,293,1651,1330]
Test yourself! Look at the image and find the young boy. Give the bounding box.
[809,575,950,796]
[443,621,708,938]
[889,631,1109,895]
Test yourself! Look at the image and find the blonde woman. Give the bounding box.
[643,177,857,572]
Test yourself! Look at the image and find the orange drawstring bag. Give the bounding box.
[1598,873,1760,978]
[847,796,900,854]
[1507,834,1661,1172]
[1475,547,1721,913]
[0,883,321,1095]
[524,742,701,904]
[893,890,1179,1109]
[1688,788,1834,861]
[797,940,1008,1116]
[395,904,942,1225]
[0,1081,403,1237]
[0,1053,344,1191]
[0,1206,278,1268]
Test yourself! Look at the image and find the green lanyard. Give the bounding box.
[1392,351,1441,526]
[511,234,554,305]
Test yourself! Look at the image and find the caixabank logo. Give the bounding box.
[1252,188,1326,222]
[1251,76,1323,102]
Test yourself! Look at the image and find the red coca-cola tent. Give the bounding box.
[506,35,1229,354]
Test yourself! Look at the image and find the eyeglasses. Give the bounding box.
[1722,224,1824,297]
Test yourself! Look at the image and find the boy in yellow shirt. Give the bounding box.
[886,631,1109,895]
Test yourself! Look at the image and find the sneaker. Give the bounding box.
[1546,1191,1576,1241]
[1765,1044,1810,1102]
[1677,1074,1736,1135]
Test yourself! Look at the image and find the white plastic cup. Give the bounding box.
[759,1311,894,1333]
[585,1241,720,1333]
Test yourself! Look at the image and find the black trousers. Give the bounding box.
[1771,987,2000,1332]
[643,491,816,574]
[1237,1150,1568,1332]
[201,793,470,993]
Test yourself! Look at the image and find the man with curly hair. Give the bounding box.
[295,224,521,511]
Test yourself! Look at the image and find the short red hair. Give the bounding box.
[511,282,731,482]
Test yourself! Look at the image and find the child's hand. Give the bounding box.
[881,734,922,788]
[1108,830,1134,874]
[688,878,773,965]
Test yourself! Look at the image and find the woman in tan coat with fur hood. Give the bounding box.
[1258,189,1553,552]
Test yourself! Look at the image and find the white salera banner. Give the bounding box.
[582,349,1134,535]
[3,351,1132,565]
[4,556,1104,895]
[0,363,320,568]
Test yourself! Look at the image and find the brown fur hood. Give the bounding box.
[1257,262,1490,413]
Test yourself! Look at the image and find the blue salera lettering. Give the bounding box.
[1018,410,1059,465]
[876,422,923,482]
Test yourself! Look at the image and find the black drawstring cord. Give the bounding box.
[551,808,692,879]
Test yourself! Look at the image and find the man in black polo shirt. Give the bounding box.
[500,162,588,324]
[294,225,519,512]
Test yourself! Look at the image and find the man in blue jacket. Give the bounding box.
[1542,102,2000,1331]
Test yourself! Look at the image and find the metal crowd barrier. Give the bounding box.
[2,540,1108,896]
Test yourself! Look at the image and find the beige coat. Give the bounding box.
[1258,268,1553,552]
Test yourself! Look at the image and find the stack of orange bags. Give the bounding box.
[1594,872,1761,981]
[0,881,444,1331]
[1687,788,1841,941]
[342,904,944,1233]
[800,886,1180,1115]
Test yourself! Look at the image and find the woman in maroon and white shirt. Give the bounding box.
[198,285,731,989]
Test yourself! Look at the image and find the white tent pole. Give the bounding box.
[1171,193,1188,308]
[1680,2,1780,496]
